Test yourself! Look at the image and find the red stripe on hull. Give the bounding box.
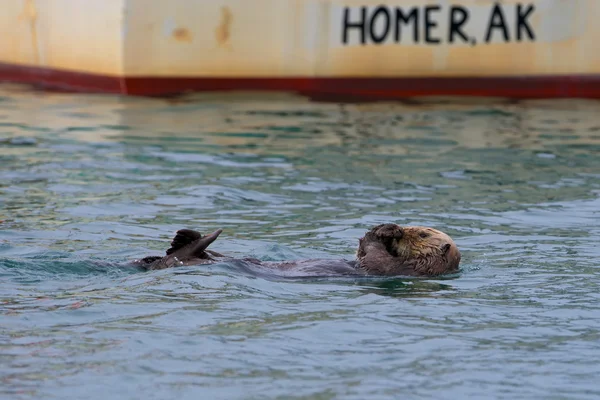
[2,62,600,99]
[0,63,124,93]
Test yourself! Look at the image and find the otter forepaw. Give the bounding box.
[372,223,403,240]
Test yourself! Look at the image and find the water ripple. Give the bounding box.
[1,87,600,399]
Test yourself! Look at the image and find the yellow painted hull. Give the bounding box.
[1,0,597,98]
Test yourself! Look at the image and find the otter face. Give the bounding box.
[357,224,461,276]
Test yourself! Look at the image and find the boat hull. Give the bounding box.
[2,0,598,99]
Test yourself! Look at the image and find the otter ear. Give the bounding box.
[441,243,451,254]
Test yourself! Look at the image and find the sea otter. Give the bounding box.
[134,223,461,278]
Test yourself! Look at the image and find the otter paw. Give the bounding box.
[372,224,403,240]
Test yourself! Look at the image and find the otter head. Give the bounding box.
[356,223,461,276]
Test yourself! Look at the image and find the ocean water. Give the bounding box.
[1,84,599,399]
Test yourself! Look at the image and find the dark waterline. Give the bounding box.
[1,85,600,399]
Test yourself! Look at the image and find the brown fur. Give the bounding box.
[356,224,461,276]
[139,224,461,277]
[144,229,224,270]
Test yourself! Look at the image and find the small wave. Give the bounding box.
[0,257,141,282]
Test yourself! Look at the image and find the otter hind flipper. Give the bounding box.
[188,229,223,257]
[165,228,223,259]
[166,229,203,255]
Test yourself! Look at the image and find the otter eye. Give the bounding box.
[419,232,429,239]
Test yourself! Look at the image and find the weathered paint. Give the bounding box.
[0,0,124,75]
[120,0,599,77]
[0,0,599,97]
[123,0,296,76]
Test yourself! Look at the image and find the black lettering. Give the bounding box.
[516,4,535,41]
[424,5,441,44]
[394,7,419,43]
[342,7,366,44]
[485,4,510,43]
[369,6,391,44]
[449,6,469,43]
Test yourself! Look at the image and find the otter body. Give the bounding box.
[135,224,461,278]
[232,258,365,279]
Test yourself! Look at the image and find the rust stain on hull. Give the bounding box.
[215,6,232,50]
[19,0,39,64]
[172,27,192,42]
